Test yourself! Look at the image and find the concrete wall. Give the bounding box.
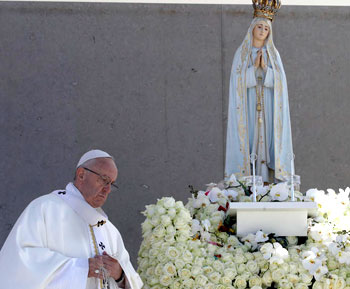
[0,2,349,264]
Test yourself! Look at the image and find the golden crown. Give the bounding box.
[252,0,281,21]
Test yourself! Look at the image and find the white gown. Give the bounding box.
[0,183,143,289]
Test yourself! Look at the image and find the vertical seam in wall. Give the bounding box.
[220,4,225,175]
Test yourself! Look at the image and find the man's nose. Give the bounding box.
[102,184,111,194]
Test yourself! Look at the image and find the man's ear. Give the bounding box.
[76,167,85,182]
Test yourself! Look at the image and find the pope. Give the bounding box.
[0,149,143,289]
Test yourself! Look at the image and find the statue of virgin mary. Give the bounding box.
[225,0,293,183]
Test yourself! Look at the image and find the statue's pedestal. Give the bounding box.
[228,202,317,237]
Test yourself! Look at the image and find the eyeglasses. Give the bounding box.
[82,167,118,190]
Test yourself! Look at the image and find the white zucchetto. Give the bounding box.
[76,149,112,168]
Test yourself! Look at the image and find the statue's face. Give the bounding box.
[253,21,270,42]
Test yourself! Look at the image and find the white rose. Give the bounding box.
[182,250,193,263]
[138,258,149,270]
[176,233,189,242]
[295,284,309,289]
[250,286,262,289]
[237,264,247,274]
[164,234,175,242]
[224,261,235,269]
[168,207,177,218]
[246,260,259,274]
[203,266,215,275]
[144,204,156,217]
[179,268,191,280]
[213,260,225,272]
[205,256,215,266]
[150,216,160,226]
[234,276,247,289]
[175,242,187,251]
[141,219,153,234]
[234,254,247,264]
[195,274,208,286]
[166,225,176,236]
[159,274,173,286]
[149,248,158,257]
[234,248,245,255]
[169,280,182,289]
[208,271,221,284]
[193,256,205,266]
[160,215,171,226]
[162,197,176,208]
[220,276,233,285]
[157,252,168,263]
[153,225,166,238]
[262,270,272,286]
[249,275,262,287]
[227,236,240,246]
[244,252,254,261]
[257,258,269,272]
[278,279,293,288]
[156,205,166,215]
[191,265,202,276]
[147,276,159,286]
[287,274,300,284]
[221,253,234,263]
[166,246,180,259]
[145,265,154,275]
[174,258,185,269]
[286,236,298,246]
[154,263,163,276]
[182,279,195,288]
[224,267,237,279]
[271,268,286,282]
[280,262,290,273]
[163,262,176,276]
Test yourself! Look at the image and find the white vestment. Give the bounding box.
[0,183,143,289]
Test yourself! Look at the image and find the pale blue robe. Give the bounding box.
[246,46,275,181]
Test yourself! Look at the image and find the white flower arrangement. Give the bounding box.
[138,176,350,288]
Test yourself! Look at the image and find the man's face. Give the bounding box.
[77,158,118,208]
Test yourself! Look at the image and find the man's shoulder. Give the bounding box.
[26,190,67,211]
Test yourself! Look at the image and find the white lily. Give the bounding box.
[269,182,289,201]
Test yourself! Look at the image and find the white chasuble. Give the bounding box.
[0,183,143,289]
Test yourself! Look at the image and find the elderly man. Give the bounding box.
[0,150,143,289]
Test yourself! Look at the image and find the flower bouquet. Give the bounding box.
[138,175,350,288]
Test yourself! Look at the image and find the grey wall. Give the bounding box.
[0,2,350,264]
